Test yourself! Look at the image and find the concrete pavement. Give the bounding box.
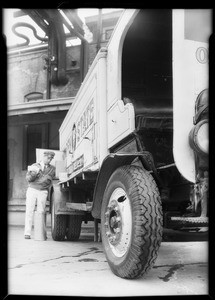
[7,224,208,297]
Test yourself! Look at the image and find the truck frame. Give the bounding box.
[37,9,210,279]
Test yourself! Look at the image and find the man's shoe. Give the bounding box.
[24,235,31,239]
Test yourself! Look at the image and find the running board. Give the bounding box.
[56,202,93,215]
[170,216,208,228]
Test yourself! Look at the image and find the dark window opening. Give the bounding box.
[121,9,173,167]
[23,123,49,169]
[122,9,173,114]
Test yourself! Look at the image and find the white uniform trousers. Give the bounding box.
[24,187,48,236]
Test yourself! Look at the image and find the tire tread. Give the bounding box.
[103,165,163,279]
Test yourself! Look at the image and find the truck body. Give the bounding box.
[38,9,211,279]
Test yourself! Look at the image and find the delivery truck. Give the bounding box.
[37,9,211,279]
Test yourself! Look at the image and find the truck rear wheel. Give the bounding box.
[101,165,163,279]
[66,215,82,241]
[51,191,67,241]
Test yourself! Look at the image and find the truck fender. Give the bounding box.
[91,152,157,219]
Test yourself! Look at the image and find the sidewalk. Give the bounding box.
[6,225,209,297]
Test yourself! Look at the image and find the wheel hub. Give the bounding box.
[104,188,132,257]
[105,200,122,244]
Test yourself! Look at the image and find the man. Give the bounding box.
[24,151,56,239]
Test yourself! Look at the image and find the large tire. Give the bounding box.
[101,165,163,279]
[66,215,82,241]
[51,191,67,241]
[66,188,85,241]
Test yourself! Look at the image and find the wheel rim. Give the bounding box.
[104,187,132,257]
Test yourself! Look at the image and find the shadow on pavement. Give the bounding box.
[162,227,208,242]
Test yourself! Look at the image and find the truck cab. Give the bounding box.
[41,9,211,279]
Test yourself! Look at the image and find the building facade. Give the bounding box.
[7,9,123,224]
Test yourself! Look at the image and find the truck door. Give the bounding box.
[172,9,212,183]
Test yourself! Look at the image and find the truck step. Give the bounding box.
[170,216,208,227]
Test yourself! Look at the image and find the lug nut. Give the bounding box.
[109,236,116,242]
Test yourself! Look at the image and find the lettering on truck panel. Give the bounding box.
[67,154,84,175]
[65,99,94,155]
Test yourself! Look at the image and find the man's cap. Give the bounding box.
[43,151,55,158]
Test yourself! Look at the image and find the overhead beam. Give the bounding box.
[21,9,88,42]
[62,9,85,36]
[59,10,88,42]
[21,9,49,34]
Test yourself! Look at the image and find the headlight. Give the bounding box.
[189,119,208,155]
[193,89,208,125]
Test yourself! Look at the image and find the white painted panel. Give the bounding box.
[172,9,211,183]
[59,50,108,178]
[107,100,135,148]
